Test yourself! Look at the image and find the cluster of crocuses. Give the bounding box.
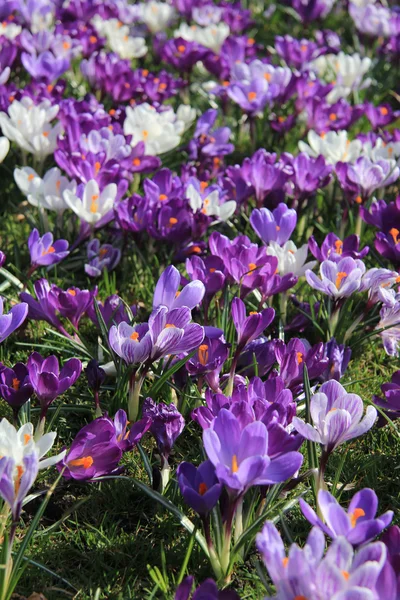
[0,0,399,596]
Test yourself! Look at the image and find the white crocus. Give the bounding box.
[0,418,65,471]
[186,184,236,222]
[267,241,317,277]
[124,103,192,155]
[92,17,147,59]
[0,22,22,39]
[64,179,117,224]
[0,137,10,163]
[299,130,363,165]
[0,97,62,160]
[174,22,230,53]
[363,138,400,163]
[176,105,197,132]
[140,1,176,33]
[14,167,76,214]
[310,52,372,103]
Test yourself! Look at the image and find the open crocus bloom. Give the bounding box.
[292,380,377,453]
[63,179,117,224]
[300,488,393,546]
[306,257,366,299]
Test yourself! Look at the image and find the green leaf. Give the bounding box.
[148,352,196,399]
[303,363,319,501]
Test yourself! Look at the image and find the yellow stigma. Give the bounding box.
[335,271,347,289]
[231,454,239,473]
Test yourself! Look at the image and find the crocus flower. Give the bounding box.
[275,338,328,391]
[186,336,229,391]
[0,362,33,413]
[288,152,333,203]
[305,257,366,299]
[0,418,65,520]
[250,204,297,246]
[174,577,240,600]
[84,239,121,278]
[256,520,387,600]
[64,179,117,225]
[149,305,205,361]
[143,397,185,466]
[299,130,362,165]
[336,156,400,202]
[267,241,317,277]
[28,228,69,269]
[27,352,82,419]
[0,297,28,343]
[378,301,400,357]
[373,370,400,419]
[20,278,70,336]
[109,322,152,365]
[203,409,303,496]
[87,294,133,329]
[300,488,393,546]
[321,338,352,382]
[292,380,377,453]
[49,284,97,329]
[177,460,222,516]
[153,265,205,312]
[59,415,123,481]
[309,233,369,262]
[232,297,275,350]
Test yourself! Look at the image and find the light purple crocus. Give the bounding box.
[153,265,205,312]
[203,409,303,496]
[148,306,204,361]
[256,520,388,600]
[305,257,366,299]
[109,322,152,365]
[84,239,121,278]
[336,156,400,202]
[300,488,393,546]
[292,380,377,453]
[250,204,297,246]
[0,298,28,343]
[28,228,69,269]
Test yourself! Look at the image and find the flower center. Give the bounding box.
[247,91,257,101]
[198,344,209,366]
[24,433,31,444]
[342,571,350,581]
[380,106,389,116]
[159,194,168,201]
[169,217,178,226]
[297,351,303,364]
[329,113,337,121]
[12,377,20,390]
[334,240,343,254]
[178,44,185,52]
[282,557,289,567]
[248,262,257,272]
[130,331,140,341]
[198,482,208,496]
[335,271,347,289]
[231,454,239,473]
[90,194,99,213]
[94,161,101,175]
[15,465,24,494]
[142,130,149,139]
[69,456,94,469]
[68,289,76,296]
[349,507,365,527]
[133,158,141,166]
[389,228,399,243]
[165,324,176,328]
[42,245,55,256]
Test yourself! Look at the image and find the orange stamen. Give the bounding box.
[349,507,365,528]
[69,456,94,469]
[335,272,347,289]
[198,344,209,366]
[231,455,239,473]
[198,482,208,496]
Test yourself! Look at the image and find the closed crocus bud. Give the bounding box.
[85,359,106,392]
[0,251,6,268]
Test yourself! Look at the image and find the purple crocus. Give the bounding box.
[153,265,205,312]
[59,416,122,481]
[21,50,70,83]
[27,352,82,420]
[49,284,97,329]
[288,152,333,203]
[0,298,28,343]
[186,336,229,392]
[174,577,240,600]
[113,409,152,452]
[292,380,377,453]
[232,297,275,351]
[256,520,387,599]
[20,279,68,335]
[203,409,303,496]
[373,370,400,420]
[109,322,151,365]
[143,397,185,467]
[177,460,222,516]
[148,306,205,362]
[87,294,133,329]
[309,233,369,262]
[336,157,400,203]
[275,338,328,392]
[250,204,297,246]
[84,239,121,278]
[0,362,33,414]
[28,228,69,269]
[300,488,393,546]
[227,78,272,115]
[306,257,366,299]
[320,338,352,382]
